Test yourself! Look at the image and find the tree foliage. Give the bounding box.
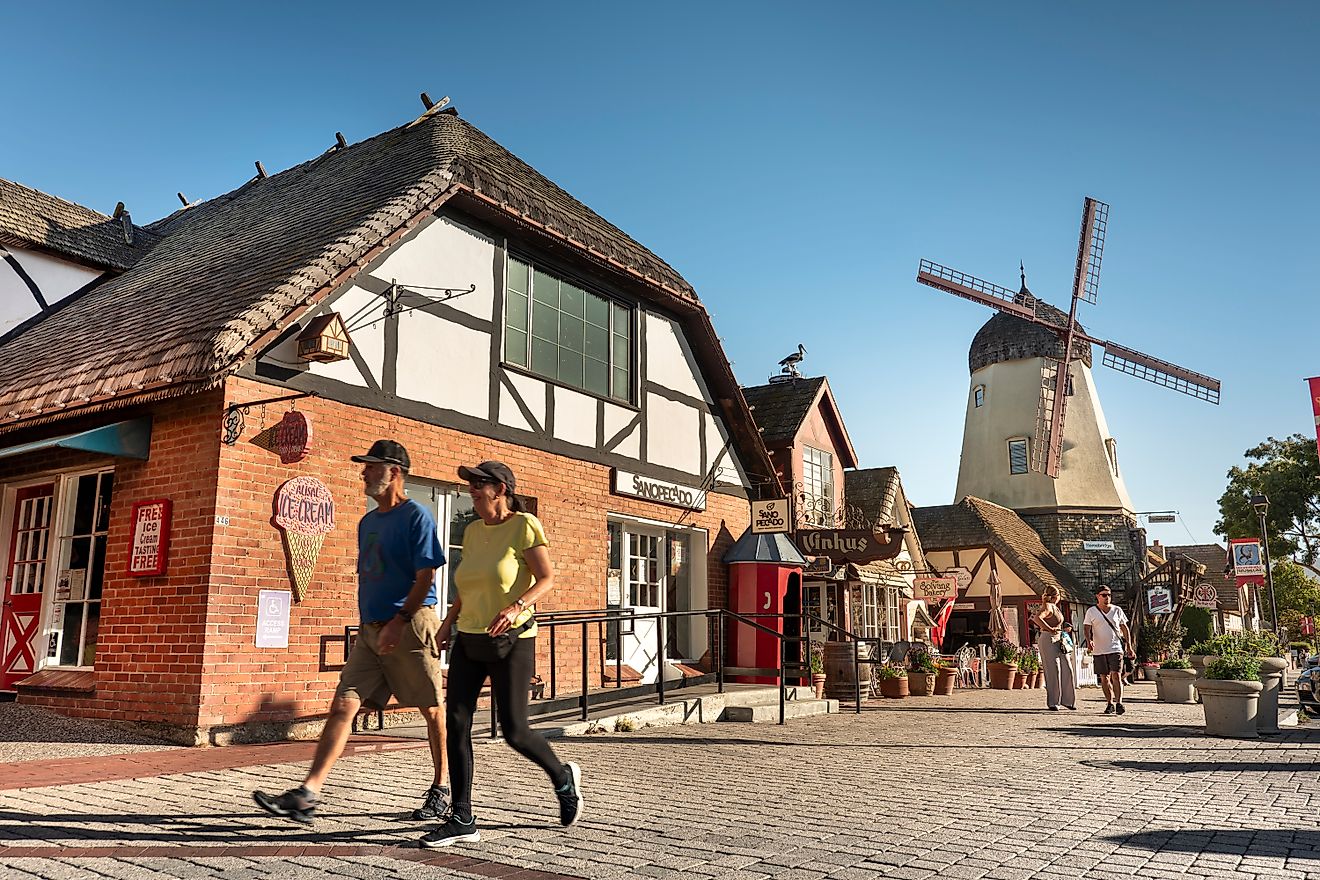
[1216,434,1320,575]
[1272,559,1320,642]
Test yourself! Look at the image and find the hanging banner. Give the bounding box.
[792,527,906,563]
[1229,538,1264,577]
[913,576,958,601]
[1309,377,1320,464]
[750,499,790,534]
[1192,583,1218,609]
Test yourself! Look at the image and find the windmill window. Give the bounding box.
[973,385,985,408]
[1105,438,1119,477]
[504,256,633,403]
[1007,438,1029,475]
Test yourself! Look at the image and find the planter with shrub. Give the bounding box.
[907,649,939,696]
[1196,655,1263,739]
[1154,657,1197,704]
[875,664,909,699]
[933,660,958,696]
[988,642,1019,690]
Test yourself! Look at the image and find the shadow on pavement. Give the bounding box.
[1107,828,1320,859]
[1053,723,1207,738]
[1082,759,1320,774]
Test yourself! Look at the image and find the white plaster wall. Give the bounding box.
[256,285,382,388]
[645,313,710,402]
[705,411,750,488]
[499,384,536,433]
[646,393,701,473]
[954,358,1132,512]
[505,371,547,429]
[0,246,100,334]
[923,549,1037,598]
[396,312,489,418]
[553,385,597,448]
[368,215,495,319]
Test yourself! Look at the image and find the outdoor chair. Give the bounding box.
[954,646,977,688]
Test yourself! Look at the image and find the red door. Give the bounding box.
[2,484,55,691]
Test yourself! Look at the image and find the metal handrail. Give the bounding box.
[739,612,892,712]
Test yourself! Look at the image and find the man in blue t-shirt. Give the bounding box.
[255,439,451,826]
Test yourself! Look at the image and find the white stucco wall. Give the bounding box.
[369,215,495,319]
[396,312,489,417]
[646,392,701,473]
[553,385,597,448]
[645,313,709,401]
[0,246,100,334]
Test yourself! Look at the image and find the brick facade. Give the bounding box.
[1019,511,1143,602]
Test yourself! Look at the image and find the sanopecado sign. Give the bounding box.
[611,469,707,511]
[792,527,907,564]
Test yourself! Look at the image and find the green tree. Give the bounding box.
[1216,434,1320,576]
[1272,560,1320,642]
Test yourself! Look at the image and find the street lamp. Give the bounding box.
[1251,494,1279,635]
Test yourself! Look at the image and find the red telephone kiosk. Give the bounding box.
[722,529,807,684]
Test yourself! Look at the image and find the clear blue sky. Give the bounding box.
[4,3,1317,546]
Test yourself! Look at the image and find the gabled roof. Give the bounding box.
[740,376,858,467]
[1164,543,1240,612]
[912,496,1090,602]
[0,177,156,271]
[845,466,928,570]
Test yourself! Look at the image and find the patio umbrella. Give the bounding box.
[988,569,1008,641]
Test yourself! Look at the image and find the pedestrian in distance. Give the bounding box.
[253,440,451,825]
[1030,586,1076,711]
[1083,585,1135,715]
[420,460,583,848]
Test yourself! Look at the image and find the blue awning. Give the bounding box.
[0,418,152,462]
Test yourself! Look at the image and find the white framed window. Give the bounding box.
[802,446,835,526]
[973,385,985,408]
[1007,438,1029,475]
[401,480,479,623]
[854,583,902,642]
[49,470,114,668]
[605,517,707,663]
[1105,438,1119,477]
[503,255,633,403]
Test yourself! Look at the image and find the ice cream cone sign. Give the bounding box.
[273,476,335,601]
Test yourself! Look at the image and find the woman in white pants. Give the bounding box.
[1032,586,1076,711]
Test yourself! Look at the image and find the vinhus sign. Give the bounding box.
[611,469,706,511]
[792,527,907,564]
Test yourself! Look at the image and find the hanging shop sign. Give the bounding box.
[913,576,958,601]
[1191,583,1219,609]
[792,527,906,564]
[127,499,172,576]
[1229,538,1264,578]
[611,469,706,511]
[1147,585,1173,615]
[255,590,292,649]
[252,410,313,464]
[1083,540,1115,551]
[944,566,973,591]
[750,498,790,534]
[272,476,335,601]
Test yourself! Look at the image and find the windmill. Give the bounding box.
[915,197,1221,478]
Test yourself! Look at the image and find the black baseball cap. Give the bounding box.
[351,439,410,469]
[458,460,516,491]
[1095,584,1112,595]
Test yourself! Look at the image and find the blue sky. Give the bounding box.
[4,3,1316,546]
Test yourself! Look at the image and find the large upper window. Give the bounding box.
[504,256,632,403]
[802,445,835,526]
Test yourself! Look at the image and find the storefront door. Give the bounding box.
[621,526,665,683]
[2,484,55,691]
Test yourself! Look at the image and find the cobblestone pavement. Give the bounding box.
[0,703,176,764]
[2,683,1318,879]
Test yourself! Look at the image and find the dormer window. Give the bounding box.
[974,385,985,408]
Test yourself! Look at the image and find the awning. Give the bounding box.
[0,418,152,462]
[723,529,808,566]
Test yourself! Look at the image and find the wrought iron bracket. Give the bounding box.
[222,391,318,446]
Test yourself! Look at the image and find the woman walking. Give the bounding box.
[421,461,583,848]
[1031,586,1076,711]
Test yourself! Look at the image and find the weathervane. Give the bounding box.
[773,343,807,381]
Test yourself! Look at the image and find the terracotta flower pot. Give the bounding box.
[1033,671,1044,689]
[934,668,957,696]
[812,673,827,700]
[1012,670,1026,689]
[878,676,909,699]
[909,671,937,696]
[988,662,1017,689]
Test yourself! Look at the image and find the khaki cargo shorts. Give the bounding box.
[336,606,444,709]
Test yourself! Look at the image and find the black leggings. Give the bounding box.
[445,634,565,820]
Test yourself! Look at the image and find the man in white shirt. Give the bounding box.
[1083,585,1135,715]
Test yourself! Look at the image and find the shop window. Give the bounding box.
[1007,438,1029,475]
[605,519,705,665]
[504,256,633,403]
[50,471,113,668]
[973,385,985,408]
[802,446,835,526]
[853,583,901,643]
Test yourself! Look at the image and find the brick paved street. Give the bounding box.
[2,684,1318,879]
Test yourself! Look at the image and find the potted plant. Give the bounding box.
[875,664,909,699]
[1015,650,1039,688]
[933,658,958,696]
[809,643,827,700]
[988,641,1019,690]
[1245,631,1288,735]
[1196,654,1263,738]
[907,648,939,696]
[1154,657,1197,704]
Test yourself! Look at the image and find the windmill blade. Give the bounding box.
[1032,358,1068,477]
[1071,197,1109,305]
[1101,341,1221,404]
[917,260,1037,320]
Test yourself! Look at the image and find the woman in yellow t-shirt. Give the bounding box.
[420,461,583,849]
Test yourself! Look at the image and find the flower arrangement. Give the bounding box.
[809,643,825,675]
[991,641,1020,666]
[1159,657,1193,670]
[874,663,908,680]
[908,647,939,674]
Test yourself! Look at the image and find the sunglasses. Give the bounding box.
[1098,592,1112,597]
[467,479,499,490]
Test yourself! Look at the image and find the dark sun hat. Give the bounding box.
[351,439,410,468]
[457,460,516,490]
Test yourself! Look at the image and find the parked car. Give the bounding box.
[1297,656,1320,718]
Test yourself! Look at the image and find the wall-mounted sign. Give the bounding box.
[1146,514,1177,524]
[1083,540,1115,551]
[273,477,335,601]
[792,527,906,564]
[1147,585,1173,615]
[750,499,790,534]
[127,499,172,576]
[953,602,977,611]
[611,469,706,511]
[1229,539,1264,577]
[252,410,313,464]
[913,576,958,601]
[1192,583,1218,609]
[255,590,291,648]
[944,566,972,591]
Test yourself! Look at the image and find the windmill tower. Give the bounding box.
[914,198,1221,596]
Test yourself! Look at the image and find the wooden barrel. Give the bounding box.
[823,641,875,700]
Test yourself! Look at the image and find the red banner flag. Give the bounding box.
[1309,377,1320,463]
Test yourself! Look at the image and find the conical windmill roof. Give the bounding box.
[968,283,1092,373]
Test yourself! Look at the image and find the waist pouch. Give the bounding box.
[459,620,534,663]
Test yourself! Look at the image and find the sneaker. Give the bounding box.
[1063,705,1077,711]
[556,762,583,827]
[1047,706,1059,711]
[412,785,450,821]
[253,786,318,825]
[419,815,480,848]
[1103,703,1116,715]
[1115,702,1126,715]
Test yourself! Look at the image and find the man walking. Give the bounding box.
[254,440,450,824]
[1083,585,1135,715]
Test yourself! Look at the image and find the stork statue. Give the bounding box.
[778,343,807,379]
